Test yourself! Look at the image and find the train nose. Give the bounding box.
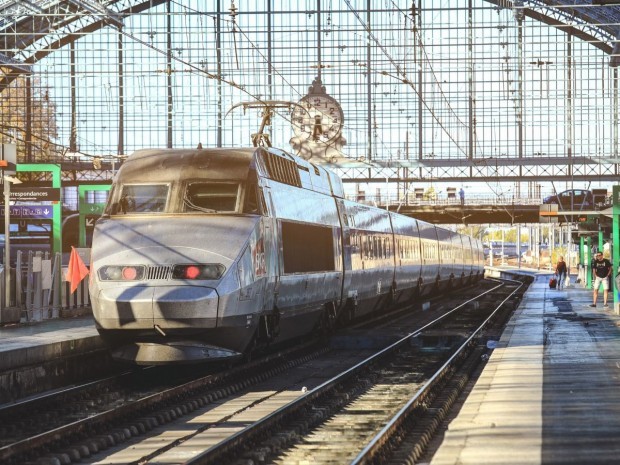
[153,286,219,329]
[93,284,219,330]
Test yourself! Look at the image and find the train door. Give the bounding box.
[259,185,280,312]
[462,235,474,281]
[335,198,351,308]
[390,213,421,298]
[435,228,452,288]
[452,233,465,284]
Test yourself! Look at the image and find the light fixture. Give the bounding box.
[3,175,21,184]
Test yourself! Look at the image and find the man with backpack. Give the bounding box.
[590,251,613,308]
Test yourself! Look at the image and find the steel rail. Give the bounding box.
[183,281,506,465]
[350,278,524,465]
[0,339,322,462]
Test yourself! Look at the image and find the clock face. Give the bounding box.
[292,94,344,144]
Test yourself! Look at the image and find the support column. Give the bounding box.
[166,0,173,148]
[517,224,521,268]
[613,186,619,314]
[366,0,373,162]
[216,0,222,147]
[69,42,77,152]
[468,0,474,162]
[117,30,125,156]
[586,236,592,289]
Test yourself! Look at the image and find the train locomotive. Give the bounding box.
[89,146,485,364]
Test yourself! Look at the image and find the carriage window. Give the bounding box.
[281,221,335,273]
[184,182,239,213]
[113,184,168,214]
[242,183,260,214]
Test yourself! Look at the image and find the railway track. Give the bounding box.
[0,342,329,465]
[0,278,527,465]
[186,278,524,464]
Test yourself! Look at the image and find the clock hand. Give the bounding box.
[312,114,324,141]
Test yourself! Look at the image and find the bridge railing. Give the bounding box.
[0,250,90,324]
[346,193,544,207]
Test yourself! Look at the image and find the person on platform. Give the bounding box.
[590,251,612,308]
[459,187,465,206]
[555,256,567,290]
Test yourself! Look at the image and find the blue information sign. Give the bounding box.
[0,204,54,219]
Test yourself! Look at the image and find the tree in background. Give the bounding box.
[457,225,486,239]
[483,227,529,244]
[0,75,59,162]
[423,186,437,201]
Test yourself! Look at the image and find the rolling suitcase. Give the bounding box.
[549,277,557,289]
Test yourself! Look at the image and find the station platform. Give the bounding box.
[3,269,620,465]
[0,315,101,373]
[0,315,105,403]
[430,270,620,465]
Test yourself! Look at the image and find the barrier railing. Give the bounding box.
[346,193,545,207]
[1,250,90,323]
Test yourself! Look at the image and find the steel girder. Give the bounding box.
[0,0,619,186]
[1,1,620,75]
[490,1,620,64]
[335,156,619,184]
[0,1,618,87]
[0,0,165,89]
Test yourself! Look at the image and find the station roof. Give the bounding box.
[1,1,620,77]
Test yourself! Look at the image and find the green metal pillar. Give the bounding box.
[579,236,585,287]
[585,236,592,289]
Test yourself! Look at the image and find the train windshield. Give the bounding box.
[183,182,240,213]
[112,184,169,214]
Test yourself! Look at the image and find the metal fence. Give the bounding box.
[346,193,546,208]
[0,250,90,324]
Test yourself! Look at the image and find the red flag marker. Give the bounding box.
[67,246,89,293]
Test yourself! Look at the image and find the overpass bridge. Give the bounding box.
[347,194,610,225]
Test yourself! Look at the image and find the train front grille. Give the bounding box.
[146,265,173,280]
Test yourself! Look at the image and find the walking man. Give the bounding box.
[555,256,567,290]
[590,251,612,308]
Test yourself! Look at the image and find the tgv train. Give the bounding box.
[90,146,485,364]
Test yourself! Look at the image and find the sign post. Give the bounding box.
[3,176,22,308]
[1,144,18,313]
[4,187,61,202]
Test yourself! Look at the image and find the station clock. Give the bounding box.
[292,77,344,145]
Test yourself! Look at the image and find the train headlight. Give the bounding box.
[172,264,225,280]
[98,265,145,281]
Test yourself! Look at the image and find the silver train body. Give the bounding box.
[90,147,484,364]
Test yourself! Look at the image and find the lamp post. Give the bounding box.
[3,175,22,308]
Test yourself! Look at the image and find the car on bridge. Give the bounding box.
[543,189,594,210]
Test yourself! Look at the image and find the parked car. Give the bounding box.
[543,189,594,210]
